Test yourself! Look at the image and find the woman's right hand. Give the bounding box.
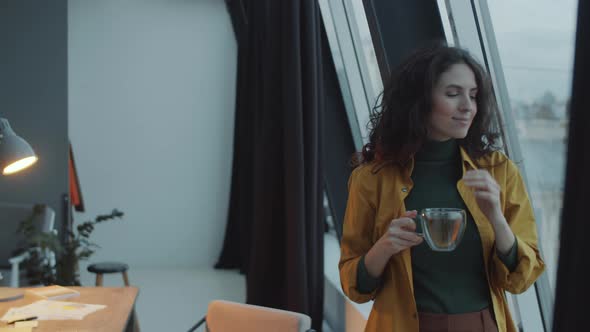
[377,210,423,256]
[364,210,423,278]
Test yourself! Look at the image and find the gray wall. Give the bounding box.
[0,1,69,237]
[68,0,237,268]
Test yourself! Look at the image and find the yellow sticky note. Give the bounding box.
[15,320,39,328]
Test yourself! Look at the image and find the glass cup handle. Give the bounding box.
[415,212,425,237]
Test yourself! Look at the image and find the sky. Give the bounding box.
[486,0,578,103]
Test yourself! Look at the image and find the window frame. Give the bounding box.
[319,0,375,151]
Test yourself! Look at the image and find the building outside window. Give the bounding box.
[487,0,577,291]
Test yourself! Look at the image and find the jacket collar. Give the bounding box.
[370,160,395,174]
[369,146,478,174]
[459,146,478,170]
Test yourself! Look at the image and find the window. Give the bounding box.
[440,1,578,330]
[486,0,576,292]
[319,0,384,243]
[319,0,384,150]
[320,1,574,330]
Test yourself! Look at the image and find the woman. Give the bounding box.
[339,44,545,332]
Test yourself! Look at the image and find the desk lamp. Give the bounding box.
[0,117,38,302]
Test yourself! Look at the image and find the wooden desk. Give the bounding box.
[0,287,138,332]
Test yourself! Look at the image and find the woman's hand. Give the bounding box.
[463,170,503,224]
[463,169,516,254]
[364,210,423,278]
[378,210,424,256]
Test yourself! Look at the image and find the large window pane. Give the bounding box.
[487,0,577,291]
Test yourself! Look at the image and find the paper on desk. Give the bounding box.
[0,300,106,321]
[0,327,33,332]
[15,320,38,328]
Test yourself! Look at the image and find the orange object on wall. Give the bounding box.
[69,143,85,212]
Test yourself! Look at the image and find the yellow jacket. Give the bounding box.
[339,148,545,332]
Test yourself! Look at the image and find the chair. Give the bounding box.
[0,202,55,287]
[86,262,141,332]
[87,262,131,286]
[187,300,316,332]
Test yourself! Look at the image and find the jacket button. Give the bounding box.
[401,187,408,193]
[413,312,417,319]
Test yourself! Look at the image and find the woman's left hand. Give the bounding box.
[463,170,504,225]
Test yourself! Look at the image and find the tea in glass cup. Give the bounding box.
[418,208,466,252]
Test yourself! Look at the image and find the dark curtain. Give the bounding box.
[552,1,589,331]
[216,1,324,330]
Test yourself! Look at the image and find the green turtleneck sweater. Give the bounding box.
[356,139,517,314]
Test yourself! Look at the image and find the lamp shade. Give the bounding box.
[0,118,38,175]
[0,118,37,301]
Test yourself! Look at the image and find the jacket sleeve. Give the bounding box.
[490,159,546,294]
[338,167,379,303]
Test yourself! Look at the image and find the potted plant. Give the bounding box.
[15,205,124,286]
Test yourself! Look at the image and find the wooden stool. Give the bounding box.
[87,262,139,332]
[87,262,130,286]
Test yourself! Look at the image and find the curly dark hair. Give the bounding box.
[355,43,502,167]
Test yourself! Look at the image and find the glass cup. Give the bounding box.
[417,208,467,252]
